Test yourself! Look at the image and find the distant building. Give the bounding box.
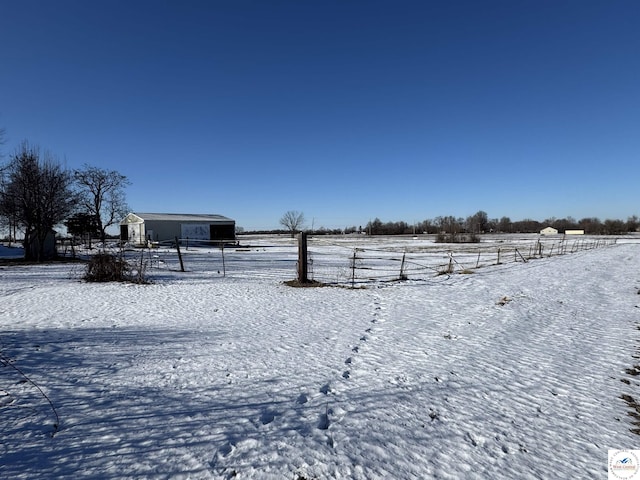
[565,230,585,235]
[540,226,559,235]
[120,213,235,246]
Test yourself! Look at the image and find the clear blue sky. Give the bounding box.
[1,0,638,231]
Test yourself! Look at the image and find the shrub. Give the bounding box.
[84,253,147,283]
[435,233,480,243]
[435,233,455,243]
[464,233,481,243]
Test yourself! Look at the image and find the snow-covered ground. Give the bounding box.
[1,237,639,479]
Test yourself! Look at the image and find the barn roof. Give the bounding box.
[132,213,234,223]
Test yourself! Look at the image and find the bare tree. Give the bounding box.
[578,217,602,234]
[604,218,626,235]
[280,210,305,237]
[498,216,512,233]
[434,215,463,242]
[466,210,489,234]
[74,164,130,244]
[0,130,14,242]
[0,172,19,244]
[0,142,77,260]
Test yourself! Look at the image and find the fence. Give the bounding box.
[64,234,619,287]
[303,235,617,286]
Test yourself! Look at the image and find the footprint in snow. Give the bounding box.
[260,410,276,425]
[319,383,332,395]
[317,410,331,430]
[0,391,13,406]
[373,307,386,322]
[218,442,234,457]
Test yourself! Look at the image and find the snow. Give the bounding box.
[0,244,25,260]
[1,236,639,479]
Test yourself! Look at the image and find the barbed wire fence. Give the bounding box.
[304,235,618,286]
[126,238,299,281]
[80,235,621,287]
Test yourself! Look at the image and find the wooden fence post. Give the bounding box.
[515,248,528,263]
[175,236,185,272]
[351,249,357,287]
[298,232,308,283]
[221,242,226,277]
[399,252,407,280]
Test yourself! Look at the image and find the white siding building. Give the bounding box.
[540,226,559,235]
[120,213,235,246]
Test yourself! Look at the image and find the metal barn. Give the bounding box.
[120,213,235,246]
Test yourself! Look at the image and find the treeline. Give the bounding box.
[242,210,639,236]
[361,212,639,236]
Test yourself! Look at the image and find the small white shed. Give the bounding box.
[540,226,559,235]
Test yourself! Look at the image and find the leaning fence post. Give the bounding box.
[175,236,185,272]
[516,248,528,263]
[399,252,407,280]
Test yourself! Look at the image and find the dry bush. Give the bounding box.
[435,233,480,244]
[84,253,147,283]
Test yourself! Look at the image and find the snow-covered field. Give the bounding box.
[1,236,639,479]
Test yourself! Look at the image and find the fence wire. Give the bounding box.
[64,235,620,287]
[302,236,617,286]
